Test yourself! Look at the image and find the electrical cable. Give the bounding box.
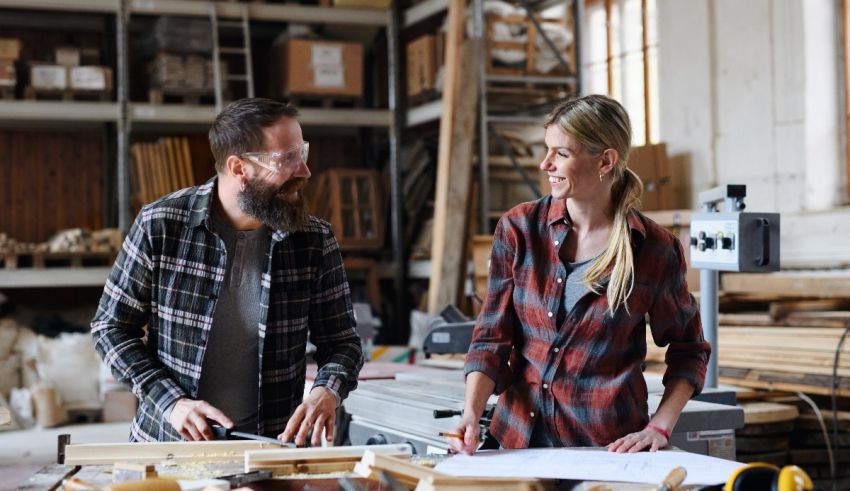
[830,324,850,491]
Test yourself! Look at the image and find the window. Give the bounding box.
[582,0,658,146]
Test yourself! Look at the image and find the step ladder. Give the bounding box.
[209,2,255,112]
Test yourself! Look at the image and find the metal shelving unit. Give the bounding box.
[473,0,582,233]
[0,1,405,303]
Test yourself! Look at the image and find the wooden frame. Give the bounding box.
[844,0,850,203]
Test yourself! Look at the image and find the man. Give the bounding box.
[92,98,363,446]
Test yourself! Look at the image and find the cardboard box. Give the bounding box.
[406,34,437,97]
[274,39,363,97]
[0,38,21,61]
[70,66,112,91]
[629,143,671,212]
[55,47,81,66]
[30,64,67,90]
[0,60,15,88]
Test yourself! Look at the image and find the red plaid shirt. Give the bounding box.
[465,196,710,448]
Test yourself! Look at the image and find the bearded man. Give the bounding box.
[92,98,363,445]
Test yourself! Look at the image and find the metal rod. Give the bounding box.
[701,268,719,389]
[387,1,408,343]
[209,2,224,113]
[117,0,130,232]
[474,0,489,234]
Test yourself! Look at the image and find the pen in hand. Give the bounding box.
[439,431,465,439]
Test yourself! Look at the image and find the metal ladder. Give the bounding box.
[209,2,255,112]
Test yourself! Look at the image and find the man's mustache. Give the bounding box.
[277,178,309,196]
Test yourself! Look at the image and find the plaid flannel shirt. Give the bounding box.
[92,177,363,441]
[465,196,710,448]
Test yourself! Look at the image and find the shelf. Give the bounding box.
[0,267,111,288]
[0,101,390,128]
[403,0,448,27]
[487,114,546,125]
[485,74,578,85]
[406,99,442,127]
[0,100,119,123]
[0,0,389,26]
[0,0,116,13]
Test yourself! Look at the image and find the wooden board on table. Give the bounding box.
[64,440,276,465]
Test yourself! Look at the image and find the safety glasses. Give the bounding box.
[241,141,309,175]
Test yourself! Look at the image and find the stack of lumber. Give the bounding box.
[130,137,195,208]
[791,409,850,489]
[735,402,798,466]
[646,271,850,397]
[0,233,37,256]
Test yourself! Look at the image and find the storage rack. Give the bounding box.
[0,0,407,330]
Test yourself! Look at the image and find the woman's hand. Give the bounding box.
[607,426,668,453]
[445,414,481,455]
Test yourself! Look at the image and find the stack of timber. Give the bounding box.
[646,271,850,397]
[735,402,798,466]
[130,137,195,210]
[791,409,850,489]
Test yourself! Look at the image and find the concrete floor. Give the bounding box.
[0,422,129,490]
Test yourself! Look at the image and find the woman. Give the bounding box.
[448,95,710,454]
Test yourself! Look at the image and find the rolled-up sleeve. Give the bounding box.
[648,239,711,396]
[464,218,518,394]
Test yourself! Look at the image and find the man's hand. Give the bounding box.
[278,386,337,446]
[168,398,233,441]
[607,426,668,453]
[445,413,481,455]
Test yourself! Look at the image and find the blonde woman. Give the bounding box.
[448,95,710,453]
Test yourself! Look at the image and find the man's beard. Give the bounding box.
[238,177,310,233]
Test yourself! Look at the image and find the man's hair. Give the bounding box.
[209,98,299,173]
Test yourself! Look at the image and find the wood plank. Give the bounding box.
[417,476,544,491]
[428,38,481,314]
[179,137,195,188]
[64,441,276,465]
[722,272,850,298]
[427,0,465,315]
[740,402,799,424]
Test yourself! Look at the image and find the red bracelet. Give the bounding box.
[646,424,670,440]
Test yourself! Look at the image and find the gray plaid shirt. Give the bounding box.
[92,177,363,441]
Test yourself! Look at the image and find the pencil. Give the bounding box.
[439,432,465,439]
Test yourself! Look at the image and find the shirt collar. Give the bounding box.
[546,196,647,241]
[187,176,218,228]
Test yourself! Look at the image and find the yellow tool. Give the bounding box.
[724,463,813,491]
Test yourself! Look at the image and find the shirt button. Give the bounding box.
[553,240,560,246]
[547,312,553,318]
[553,347,560,353]
[543,383,549,390]
[530,411,535,418]
[557,278,563,284]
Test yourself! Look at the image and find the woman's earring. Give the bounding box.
[599,173,604,182]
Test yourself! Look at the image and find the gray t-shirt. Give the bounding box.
[196,210,269,433]
[563,256,595,314]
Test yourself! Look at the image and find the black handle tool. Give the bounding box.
[210,424,296,447]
